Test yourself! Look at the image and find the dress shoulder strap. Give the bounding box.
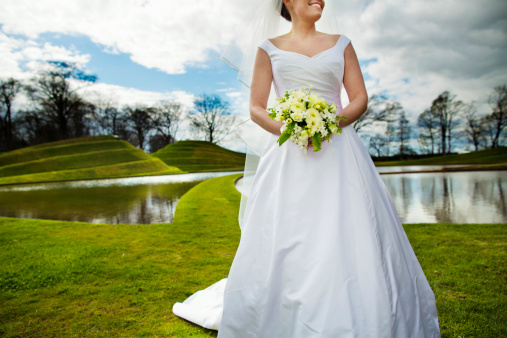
[337,34,351,53]
[258,39,275,56]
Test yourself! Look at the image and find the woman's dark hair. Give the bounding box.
[281,3,292,22]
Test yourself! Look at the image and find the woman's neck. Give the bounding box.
[288,19,318,41]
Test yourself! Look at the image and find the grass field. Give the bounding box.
[0,174,505,337]
[151,140,246,173]
[0,136,183,185]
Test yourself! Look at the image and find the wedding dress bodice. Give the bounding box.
[259,34,350,111]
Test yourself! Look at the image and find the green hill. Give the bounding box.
[0,135,183,185]
[151,140,246,173]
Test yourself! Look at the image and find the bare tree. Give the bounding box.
[374,121,397,157]
[188,94,236,144]
[124,106,155,150]
[92,96,121,135]
[462,102,485,151]
[395,111,413,157]
[430,91,463,154]
[152,100,183,144]
[353,94,401,133]
[26,61,97,139]
[417,109,440,155]
[369,134,389,157]
[0,78,22,150]
[484,84,507,148]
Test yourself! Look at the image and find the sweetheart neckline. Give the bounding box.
[266,34,343,59]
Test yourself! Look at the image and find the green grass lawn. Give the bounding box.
[151,140,246,173]
[0,136,183,185]
[0,173,505,337]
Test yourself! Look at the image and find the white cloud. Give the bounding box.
[81,83,195,109]
[0,31,91,81]
[337,0,507,120]
[0,0,245,74]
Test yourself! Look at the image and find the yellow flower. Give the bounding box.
[291,111,303,122]
[307,108,320,119]
[308,93,319,106]
[291,101,305,113]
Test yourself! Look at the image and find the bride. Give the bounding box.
[174,0,441,337]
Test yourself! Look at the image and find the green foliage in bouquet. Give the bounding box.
[268,87,347,153]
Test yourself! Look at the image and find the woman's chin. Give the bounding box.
[306,10,323,21]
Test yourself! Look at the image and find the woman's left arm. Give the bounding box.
[338,43,368,128]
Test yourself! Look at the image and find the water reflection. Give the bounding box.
[1,170,505,224]
[376,164,467,173]
[382,171,507,223]
[0,172,241,224]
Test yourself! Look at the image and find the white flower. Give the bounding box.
[329,123,339,134]
[291,111,303,122]
[290,101,305,113]
[308,93,319,107]
[307,108,320,120]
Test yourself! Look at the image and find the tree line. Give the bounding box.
[0,62,236,153]
[356,87,506,158]
[0,61,505,156]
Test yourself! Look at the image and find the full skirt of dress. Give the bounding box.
[174,125,441,337]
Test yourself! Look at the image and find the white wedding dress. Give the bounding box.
[173,35,441,337]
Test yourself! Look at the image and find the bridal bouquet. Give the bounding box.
[268,87,347,153]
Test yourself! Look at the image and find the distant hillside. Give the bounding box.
[0,135,183,185]
[151,140,246,173]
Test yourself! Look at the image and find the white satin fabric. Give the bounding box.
[173,35,441,337]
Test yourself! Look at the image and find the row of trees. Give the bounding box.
[0,61,505,156]
[356,86,506,158]
[0,62,236,153]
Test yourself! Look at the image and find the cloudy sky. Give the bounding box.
[1,0,506,151]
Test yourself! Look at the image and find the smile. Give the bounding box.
[309,1,322,10]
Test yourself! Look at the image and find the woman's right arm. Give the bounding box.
[249,48,284,136]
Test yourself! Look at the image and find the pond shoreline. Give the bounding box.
[0,169,244,188]
[1,164,505,188]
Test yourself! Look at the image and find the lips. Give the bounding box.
[309,1,323,10]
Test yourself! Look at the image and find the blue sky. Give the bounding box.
[36,32,241,96]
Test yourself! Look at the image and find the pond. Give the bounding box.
[0,168,505,224]
[0,172,242,224]
[382,170,506,223]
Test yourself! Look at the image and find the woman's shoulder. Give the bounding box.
[266,34,289,47]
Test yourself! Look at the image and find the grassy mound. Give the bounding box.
[151,140,246,172]
[0,174,505,336]
[376,147,507,168]
[0,135,183,185]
